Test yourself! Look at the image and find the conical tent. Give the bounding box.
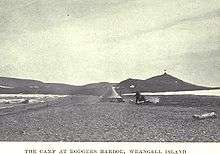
[100,86,123,102]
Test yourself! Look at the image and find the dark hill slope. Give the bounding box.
[0,77,112,96]
[0,77,44,87]
[117,73,214,94]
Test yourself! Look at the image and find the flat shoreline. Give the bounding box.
[0,95,219,142]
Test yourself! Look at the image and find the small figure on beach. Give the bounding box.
[135,91,141,103]
[135,91,146,104]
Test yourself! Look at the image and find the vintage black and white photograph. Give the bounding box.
[0,0,220,142]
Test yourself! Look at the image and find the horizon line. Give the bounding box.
[0,73,219,88]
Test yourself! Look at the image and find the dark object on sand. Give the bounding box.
[193,112,217,120]
[134,91,160,105]
[135,91,141,103]
[135,91,145,102]
[135,91,149,104]
[4,101,10,104]
[21,99,29,104]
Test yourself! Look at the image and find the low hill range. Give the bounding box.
[116,73,219,94]
[0,73,219,96]
[0,76,111,96]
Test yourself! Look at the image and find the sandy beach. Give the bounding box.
[0,95,219,142]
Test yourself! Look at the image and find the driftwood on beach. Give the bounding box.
[193,112,217,120]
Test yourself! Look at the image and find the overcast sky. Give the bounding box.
[0,0,220,86]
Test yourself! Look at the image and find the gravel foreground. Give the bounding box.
[0,95,219,142]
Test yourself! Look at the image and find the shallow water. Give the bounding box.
[0,94,67,105]
[0,94,67,98]
[124,89,220,96]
